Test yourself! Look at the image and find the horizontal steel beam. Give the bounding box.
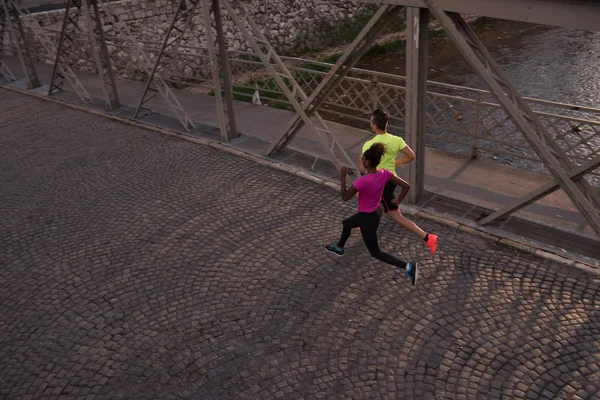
[365,0,600,31]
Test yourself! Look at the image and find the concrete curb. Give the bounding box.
[2,83,598,276]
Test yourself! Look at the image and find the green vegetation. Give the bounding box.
[322,54,342,64]
[298,53,342,73]
[429,29,446,39]
[268,101,291,110]
[321,7,405,46]
[470,16,496,30]
[209,86,259,103]
[363,39,407,59]
[209,86,256,102]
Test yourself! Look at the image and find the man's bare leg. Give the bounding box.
[386,209,438,254]
[386,209,426,239]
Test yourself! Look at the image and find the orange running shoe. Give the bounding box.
[425,234,438,255]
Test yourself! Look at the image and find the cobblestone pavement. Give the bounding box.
[1,89,600,400]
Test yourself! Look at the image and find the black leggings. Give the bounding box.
[337,211,407,269]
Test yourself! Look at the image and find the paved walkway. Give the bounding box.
[3,56,598,262]
[2,89,600,399]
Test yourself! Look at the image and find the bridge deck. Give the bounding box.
[2,55,598,262]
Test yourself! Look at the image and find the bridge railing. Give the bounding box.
[22,30,600,184]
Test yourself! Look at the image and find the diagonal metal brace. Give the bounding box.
[48,0,83,96]
[448,12,600,213]
[0,59,15,81]
[478,157,600,226]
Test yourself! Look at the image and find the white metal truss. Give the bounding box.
[424,0,600,234]
[133,0,199,125]
[376,0,600,32]
[404,7,429,203]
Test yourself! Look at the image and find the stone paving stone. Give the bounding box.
[1,88,600,399]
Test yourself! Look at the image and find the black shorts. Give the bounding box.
[380,181,398,212]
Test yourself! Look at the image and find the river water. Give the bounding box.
[457,28,600,107]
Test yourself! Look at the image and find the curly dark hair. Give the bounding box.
[362,143,386,168]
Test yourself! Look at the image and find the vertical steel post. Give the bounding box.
[2,0,40,89]
[471,92,481,159]
[211,0,237,141]
[88,0,120,110]
[404,7,429,204]
[48,0,77,96]
[81,0,120,110]
[0,9,16,81]
[222,0,359,172]
[202,0,228,140]
[371,74,379,111]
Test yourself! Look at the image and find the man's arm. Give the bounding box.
[390,175,411,205]
[341,166,359,201]
[394,145,416,167]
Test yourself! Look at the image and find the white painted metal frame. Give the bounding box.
[404,7,429,203]
[133,0,200,126]
[424,0,600,234]
[479,156,600,225]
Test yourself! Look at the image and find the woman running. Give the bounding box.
[326,143,418,286]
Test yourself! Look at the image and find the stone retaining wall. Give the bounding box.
[16,0,386,80]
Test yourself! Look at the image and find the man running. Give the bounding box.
[359,109,439,255]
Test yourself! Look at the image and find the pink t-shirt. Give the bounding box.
[352,169,393,212]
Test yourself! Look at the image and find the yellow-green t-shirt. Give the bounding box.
[362,133,407,176]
